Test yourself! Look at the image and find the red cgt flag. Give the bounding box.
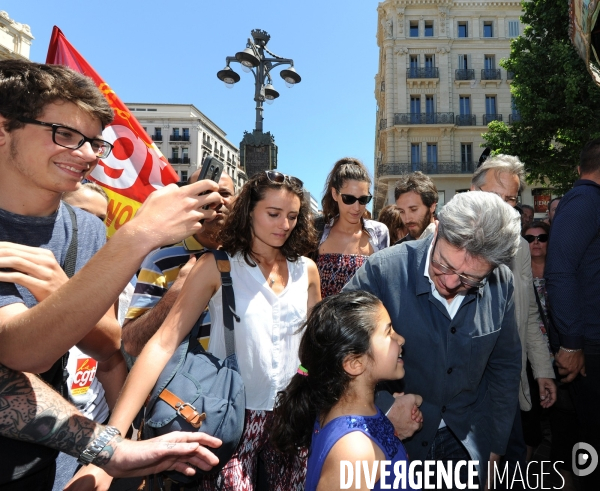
[46,26,180,236]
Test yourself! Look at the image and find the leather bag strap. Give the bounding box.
[158,388,206,429]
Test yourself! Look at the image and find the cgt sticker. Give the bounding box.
[71,357,98,396]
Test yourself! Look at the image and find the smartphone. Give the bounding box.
[198,155,224,184]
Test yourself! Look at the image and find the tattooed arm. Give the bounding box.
[0,365,221,478]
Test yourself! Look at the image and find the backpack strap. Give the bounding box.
[62,202,78,278]
[41,202,79,398]
[210,250,240,358]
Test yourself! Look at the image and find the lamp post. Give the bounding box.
[217,29,301,177]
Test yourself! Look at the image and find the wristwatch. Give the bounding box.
[77,426,122,466]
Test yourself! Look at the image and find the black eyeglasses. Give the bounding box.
[472,186,519,206]
[17,117,113,159]
[264,170,303,189]
[340,194,372,206]
[524,234,549,243]
[430,239,488,289]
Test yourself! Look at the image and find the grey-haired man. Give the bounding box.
[345,191,522,488]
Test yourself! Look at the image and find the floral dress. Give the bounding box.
[317,253,368,298]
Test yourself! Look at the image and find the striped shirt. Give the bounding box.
[126,235,211,348]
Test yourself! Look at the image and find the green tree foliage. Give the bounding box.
[483,0,600,194]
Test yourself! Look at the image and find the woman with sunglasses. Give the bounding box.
[522,221,577,487]
[100,171,321,490]
[316,158,390,298]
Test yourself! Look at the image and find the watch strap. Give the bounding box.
[77,425,121,466]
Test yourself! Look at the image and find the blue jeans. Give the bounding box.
[426,426,480,490]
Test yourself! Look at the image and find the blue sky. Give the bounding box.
[4,0,380,203]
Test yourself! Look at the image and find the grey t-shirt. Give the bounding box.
[0,202,106,484]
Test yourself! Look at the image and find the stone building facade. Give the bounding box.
[373,0,548,215]
[0,11,33,61]
[126,103,245,189]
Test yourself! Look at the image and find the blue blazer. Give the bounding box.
[344,236,521,470]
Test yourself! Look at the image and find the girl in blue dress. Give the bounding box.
[271,291,418,490]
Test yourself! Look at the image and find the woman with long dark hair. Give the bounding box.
[377,204,408,243]
[103,171,321,490]
[271,291,415,490]
[316,158,389,298]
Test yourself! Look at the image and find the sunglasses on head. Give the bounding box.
[340,194,373,206]
[524,234,549,243]
[264,170,303,189]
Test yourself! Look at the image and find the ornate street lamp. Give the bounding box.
[217,29,301,177]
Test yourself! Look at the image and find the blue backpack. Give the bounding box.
[142,249,245,483]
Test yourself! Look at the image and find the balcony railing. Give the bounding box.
[182,157,190,164]
[379,119,387,130]
[456,114,476,126]
[508,113,521,124]
[181,135,190,142]
[455,69,475,80]
[202,141,212,150]
[481,69,501,80]
[407,67,439,79]
[168,157,182,163]
[152,134,163,141]
[483,113,503,125]
[507,71,515,80]
[394,112,455,125]
[379,161,475,176]
[170,135,190,141]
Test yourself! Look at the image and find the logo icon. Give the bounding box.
[572,442,598,477]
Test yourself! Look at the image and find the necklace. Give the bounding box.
[269,276,275,286]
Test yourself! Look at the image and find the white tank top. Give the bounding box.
[207,253,309,411]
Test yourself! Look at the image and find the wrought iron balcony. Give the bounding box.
[379,119,387,130]
[481,69,501,80]
[394,112,454,125]
[455,69,475,80]
[152,134,163,141]
[202,141,212,150]
[507,71,515,80]
[181,135,190,142]
[456,114,476,126]
[508,113,521,124]
[483,113,503,125]
[182,157,190,164]
[170,135,183,141]
[407,67,439,79]
[378,161,475,176]
[168,157,182,164]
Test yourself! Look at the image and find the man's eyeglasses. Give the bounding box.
[17,117,113,159]
[523,234,549,243]
[473,186,519,206]
[430,239,488,289]
[340,194,373,206]
[264,170,304,189]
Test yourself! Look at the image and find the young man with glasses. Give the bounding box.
[344,191,523,488]
[0,60,223,490]
[471,155,556,489]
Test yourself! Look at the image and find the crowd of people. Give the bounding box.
[1,59,599,491]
